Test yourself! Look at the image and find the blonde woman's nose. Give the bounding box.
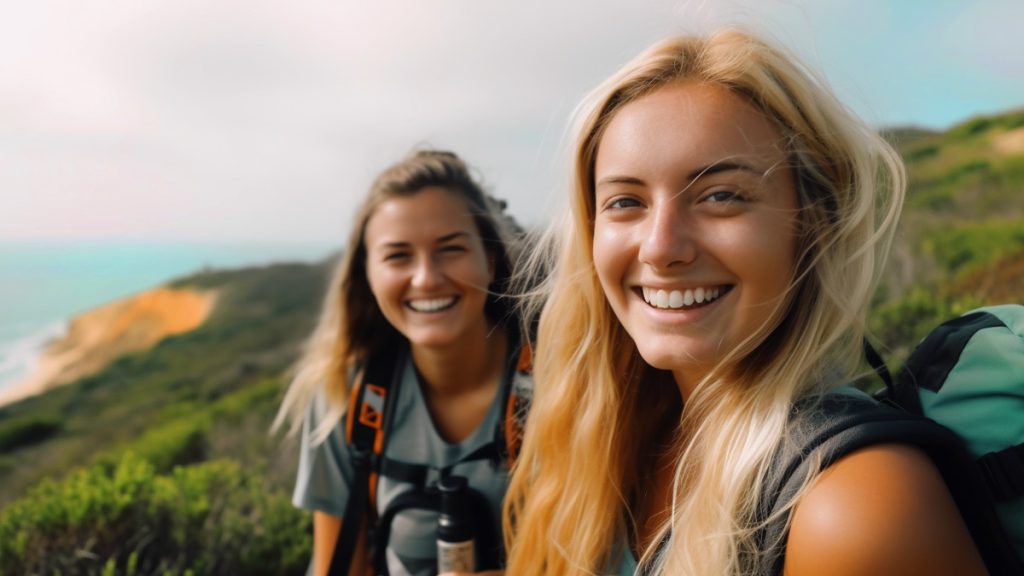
[638,202,697,269]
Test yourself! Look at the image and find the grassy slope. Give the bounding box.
[0,260,332,573]
[0,261,329,505]
[872,108,1024,362]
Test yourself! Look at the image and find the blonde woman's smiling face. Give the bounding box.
[592,82,800,395]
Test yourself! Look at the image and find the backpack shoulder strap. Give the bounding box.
[329,343,406,576]
[889,309,1010,415]
[500,338,533,467]
[759,389,1023,576]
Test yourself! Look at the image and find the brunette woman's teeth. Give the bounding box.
[641,286,726,309]
[407,297,457,312]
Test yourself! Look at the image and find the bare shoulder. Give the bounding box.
[784,443,988,576]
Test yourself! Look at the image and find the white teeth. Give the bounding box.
[668,290,683,308]
[656,290,668,308]
[640,286,726,310]
[408,297,456,312]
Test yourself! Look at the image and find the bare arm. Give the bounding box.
[313,511,368,576]
[785,444,988,576]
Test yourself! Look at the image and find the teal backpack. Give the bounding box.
[762,305,1024,575]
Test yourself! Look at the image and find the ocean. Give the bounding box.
[0,240,335,396]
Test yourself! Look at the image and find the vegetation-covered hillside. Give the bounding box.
[0,260,332,575]
[873,108,1024,361]
[0,108,1022,575]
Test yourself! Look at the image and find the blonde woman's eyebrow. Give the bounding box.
[595,175,646,189]
[688,160,766,180]
[596,161,768,191]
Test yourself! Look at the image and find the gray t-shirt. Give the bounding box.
[293,357,514,576]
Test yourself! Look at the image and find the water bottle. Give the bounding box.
[436,475,475,573]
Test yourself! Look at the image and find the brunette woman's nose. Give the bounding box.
[638,202,697,269]
[411,255,444,288]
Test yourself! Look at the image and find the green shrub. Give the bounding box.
[908,186,956,211]
[924,219,1024,275]
[0,453,310,576]
[904,143,939,162]
[132,416,210,472]
[870,287,985,365]
[943,159,991,184]
[0,417,62,452]
[93,415,210,474]
[950,116,994,139]
[993,155,1024,188]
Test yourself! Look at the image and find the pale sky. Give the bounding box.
[2,0,1022,245]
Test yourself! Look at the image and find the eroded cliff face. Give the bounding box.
[0,287,217,406]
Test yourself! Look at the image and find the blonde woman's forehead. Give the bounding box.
[594,83,788,183]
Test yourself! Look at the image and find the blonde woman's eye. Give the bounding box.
[606,197,642,210]
[383,252,410,262]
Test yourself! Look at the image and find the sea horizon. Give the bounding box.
[0,239,336,396]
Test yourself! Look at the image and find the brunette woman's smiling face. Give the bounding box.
[592,82,800,395]
[364,186,494,351]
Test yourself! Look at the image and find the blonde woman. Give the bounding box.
[276,150,526,576]
[504,30,990,575]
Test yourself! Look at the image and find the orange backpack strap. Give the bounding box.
[503,341,534,467]
[331,344,404,576]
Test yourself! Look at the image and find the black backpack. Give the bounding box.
[760,305,1024,575]
[328,337,533,576]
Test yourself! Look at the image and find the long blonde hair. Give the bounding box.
[504,29,905,575]
[274,150,522,443]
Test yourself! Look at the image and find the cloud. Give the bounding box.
[1,0,1022,244]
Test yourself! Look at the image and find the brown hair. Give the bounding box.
[274,149,523,441]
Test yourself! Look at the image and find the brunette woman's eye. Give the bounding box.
[439,244,467,254]
[383,252,410,262]
[703,189,747,204]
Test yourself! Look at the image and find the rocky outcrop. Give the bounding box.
[0,287,217,406]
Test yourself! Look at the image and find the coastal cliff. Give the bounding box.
[0,287,217,406]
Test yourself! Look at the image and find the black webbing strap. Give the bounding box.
[978,442,1024,502]
[862,337,894,392]
[898,311,1006,393]
[378,442,502,486]
[372,489,440,575]
[328,446,370,576]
